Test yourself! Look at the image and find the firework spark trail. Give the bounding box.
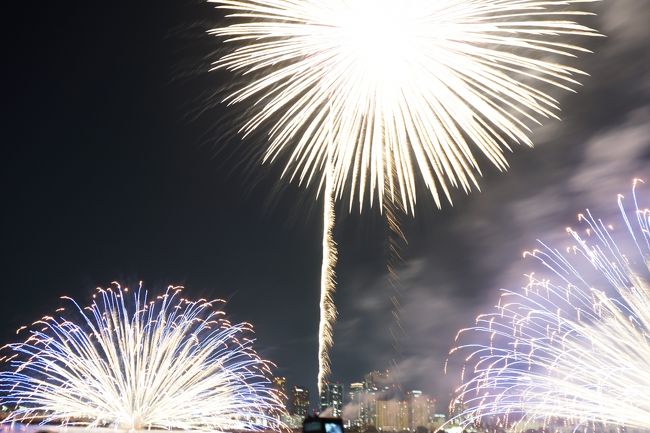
[316,101,339,395]
[0,284,285,432]
[318,162,338,394]
[210,0,600,389]
[384,166,408,382]
[450,179,650,431]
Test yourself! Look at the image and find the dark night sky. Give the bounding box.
[2,0,650,410]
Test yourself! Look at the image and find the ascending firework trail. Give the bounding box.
[210,0,600,392]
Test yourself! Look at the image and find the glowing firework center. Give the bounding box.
[337,1,419,88]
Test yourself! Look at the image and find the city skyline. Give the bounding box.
[279,370,443,428]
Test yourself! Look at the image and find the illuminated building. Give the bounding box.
[362,370,390,426]
[320,382,343,417]
[429,413,447,431]
[376,400,408,432]
[449,399,466,422]
[272,376,288,409]
[363,391,378,427]
[364,371,390,393]
[291,386,310,418]
[347,382,364,427]
[347,371,440,430]
[406,390,431,430]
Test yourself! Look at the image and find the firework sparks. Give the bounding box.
[0,284,285,432]
[210,0,600,211]
[450,179,650,430]
[210,0,600,390]
[318,156,338,390]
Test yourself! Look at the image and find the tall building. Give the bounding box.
[272,376,288,409]
[449,398,466,422]
[376,400,408,432]
[345,371,435,431]
[429,413,447,431]
[320,382,344,417]
[362,390,378,427]
[291,386,310,418]
[406,390,431,430]
[347,383,364,427]
[362,370,389,426]
[364,371,389,392]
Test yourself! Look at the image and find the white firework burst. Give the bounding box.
[450,179,650,431]
[0,284,285,432]
[210,0,600,211]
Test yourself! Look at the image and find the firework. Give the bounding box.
[210,0,600,390]
[210,0,600,210]
[318,158,338,390]
[0,284,285,432]
[450,180,650,430]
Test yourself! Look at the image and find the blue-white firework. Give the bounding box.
[0,284,285,431]
[451,180,650,431]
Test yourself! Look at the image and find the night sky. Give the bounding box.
[2,0,650,409]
